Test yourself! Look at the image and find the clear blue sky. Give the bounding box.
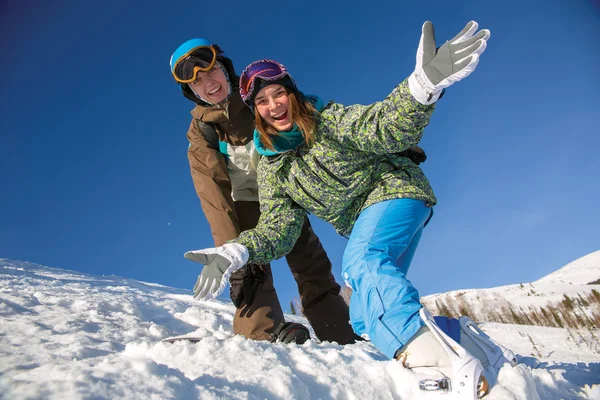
[1,1,599,313]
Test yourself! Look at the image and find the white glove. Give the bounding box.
[184,243,249,301]
[408,21,491,105]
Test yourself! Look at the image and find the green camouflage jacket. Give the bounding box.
[234,80,437,263]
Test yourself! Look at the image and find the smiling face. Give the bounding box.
[188,65,229,104]
[254,84,293,132]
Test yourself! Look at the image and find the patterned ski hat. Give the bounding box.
[239,59,298,110]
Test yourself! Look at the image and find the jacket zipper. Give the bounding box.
[294,177,326,208]
[313,157,349,187]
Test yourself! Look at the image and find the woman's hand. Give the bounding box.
[408,21,491,105]
[184,243,249,300]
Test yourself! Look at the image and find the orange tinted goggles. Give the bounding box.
[172,46,219,83]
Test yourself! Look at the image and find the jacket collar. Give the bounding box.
[190,90,254,146]
[190,88,247,123]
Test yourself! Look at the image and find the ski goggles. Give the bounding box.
[239,59,293,105]
[171,45,222,84]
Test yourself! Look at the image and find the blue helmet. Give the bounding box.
[170,38,237,105]
[170,38,212,74]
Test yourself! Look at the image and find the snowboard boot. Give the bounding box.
[458,316,517,385]
[396,309,488,399]
[269,322,311,344]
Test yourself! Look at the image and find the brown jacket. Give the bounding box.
[186,92,256,246]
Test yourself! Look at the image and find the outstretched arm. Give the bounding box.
[184,158,306,301]
[234,158,307,263]
[324,80,435,155]
[324,21,490,155]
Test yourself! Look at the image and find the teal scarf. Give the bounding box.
[254,95,325,156]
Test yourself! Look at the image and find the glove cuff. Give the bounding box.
[226,243,250,271]
[408,71,442,105]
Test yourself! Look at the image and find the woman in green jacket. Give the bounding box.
[185,21,514,398]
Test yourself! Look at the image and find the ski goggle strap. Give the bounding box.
[239,59,291,104]
[172,45,222,83]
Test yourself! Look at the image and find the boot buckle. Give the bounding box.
[419,378,451,391]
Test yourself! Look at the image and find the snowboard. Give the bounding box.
[161,335,211,343]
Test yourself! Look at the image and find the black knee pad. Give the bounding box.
[229,264,268,308]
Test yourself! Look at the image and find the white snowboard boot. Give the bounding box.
[458,316,517,385]
[397,309,488,399]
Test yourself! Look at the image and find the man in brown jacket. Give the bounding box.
[170,38,358,344]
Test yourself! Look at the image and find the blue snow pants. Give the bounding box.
[342,198,432,359]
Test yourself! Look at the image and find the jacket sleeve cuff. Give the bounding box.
[408,72,443,105]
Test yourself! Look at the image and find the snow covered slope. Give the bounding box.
[1,258,599,399]
[422,250,600,329]
[536,250,600,285]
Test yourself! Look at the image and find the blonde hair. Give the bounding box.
[255,90,317,152]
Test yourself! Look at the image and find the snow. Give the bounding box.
[421,251,600,325]
[1,257,599,399]
[536,250,600,286]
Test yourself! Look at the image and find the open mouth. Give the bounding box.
[207,86,222,96]
[272,111,288,121]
